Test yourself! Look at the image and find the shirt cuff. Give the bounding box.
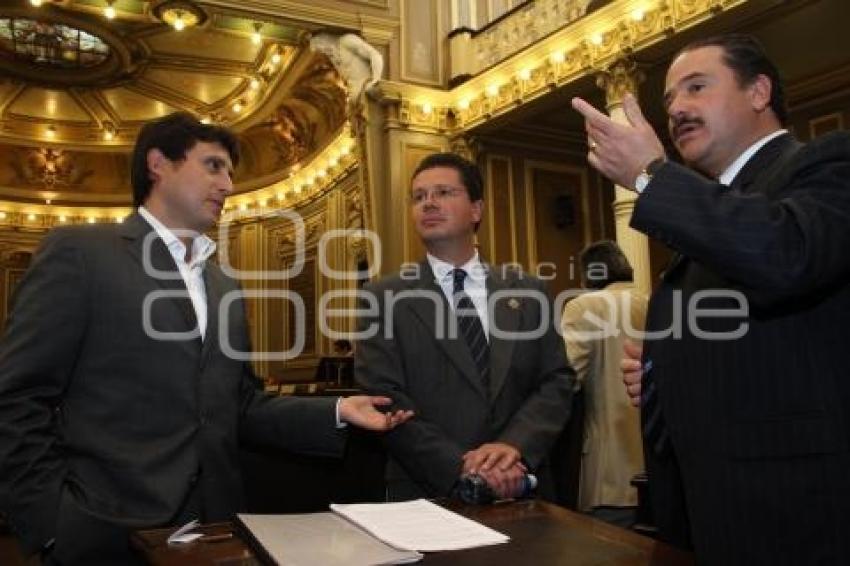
[335,397,347,429]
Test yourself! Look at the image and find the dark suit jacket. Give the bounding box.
[631,132,850,564]
[355,261,574,500]
[0,213,345,559]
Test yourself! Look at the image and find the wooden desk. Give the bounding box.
[132,500,692,566]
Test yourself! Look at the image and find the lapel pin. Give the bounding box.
[508,298,520,309]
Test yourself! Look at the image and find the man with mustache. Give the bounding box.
[573,34,850,564]
[355,152,574,503]
[0,112,412,565]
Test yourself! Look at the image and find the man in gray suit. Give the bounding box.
[356,152,574,502]
[0,112,411,565]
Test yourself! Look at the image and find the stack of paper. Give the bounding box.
[237,512,423,565]
[330,499,510,552]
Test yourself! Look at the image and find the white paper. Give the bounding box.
[237,512,423,565]
[330,499,510,552]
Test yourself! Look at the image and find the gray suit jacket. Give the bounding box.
[355,261,574,500]
[0,213,345,557]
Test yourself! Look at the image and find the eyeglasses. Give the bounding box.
[409,185,467,205]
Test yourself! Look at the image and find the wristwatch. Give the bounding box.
[634,156,667,193]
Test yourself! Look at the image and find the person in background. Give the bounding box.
[561,240,646,528]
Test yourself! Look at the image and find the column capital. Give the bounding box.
[450,135,479,162]
[596,59,645,112]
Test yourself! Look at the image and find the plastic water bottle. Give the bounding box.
[455,473,538,504]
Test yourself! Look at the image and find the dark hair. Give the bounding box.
[678,34,787,125]
[130,112,240,207]
[579,240,633,290]
[411,152,484,203]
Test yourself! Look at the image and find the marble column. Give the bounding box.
[596,59,652,294]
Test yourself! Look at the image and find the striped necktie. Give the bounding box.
[452,268,490,391]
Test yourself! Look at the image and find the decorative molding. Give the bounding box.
[809,112,844,139]
[453,0,751,130]
[470,0,591,73]
[596,59,644,111]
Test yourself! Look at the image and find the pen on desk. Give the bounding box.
[199,533,233,543]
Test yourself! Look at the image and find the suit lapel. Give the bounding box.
[661,133,800,282]
[201,263,223,362]
[405,260,487,399]
[120,213,199,337]
[729,133,800,195]
[487,268,520,400]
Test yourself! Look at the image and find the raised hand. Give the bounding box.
[571,93,665,189]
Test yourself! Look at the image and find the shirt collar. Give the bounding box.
[138,206,216,266]
[718,129,788,185]
[427,250,487,284]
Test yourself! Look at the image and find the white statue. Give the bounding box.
[309,32,384,103]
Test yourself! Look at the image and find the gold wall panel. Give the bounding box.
[400,0,443,85]
[100,88,179,121]
[142,70,244,106]
[527,163,588,296]
[485,156,514,265]
[143,28,261,62]
[9,89,90,122]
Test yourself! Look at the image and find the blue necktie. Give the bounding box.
[452,269,490,391]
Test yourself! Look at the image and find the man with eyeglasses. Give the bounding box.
[355,152,574,502]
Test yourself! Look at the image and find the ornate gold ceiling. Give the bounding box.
[0,0,349,206]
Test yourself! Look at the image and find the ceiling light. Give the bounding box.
[250,78,261,90]
[485,84,500,97]
[58,215,67,223]
[232,101,243,113]
[27,214,36,221]
[104,1,117,20]
[0,212,6,219]
[87,217,96,224]
[420,102,432,114]
[152,0,207,32]
[30,0,43,6]
[251,22,263,45]
[46,125,56,139]
[102,122,116,141]
[271,52,281,65]
[549,51,565,64]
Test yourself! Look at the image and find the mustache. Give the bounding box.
[671,115,704,136]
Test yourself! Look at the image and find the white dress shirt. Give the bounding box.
[427,251,490,341]
[138,207,216,340]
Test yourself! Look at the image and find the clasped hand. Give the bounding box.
[462,442,526,500]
